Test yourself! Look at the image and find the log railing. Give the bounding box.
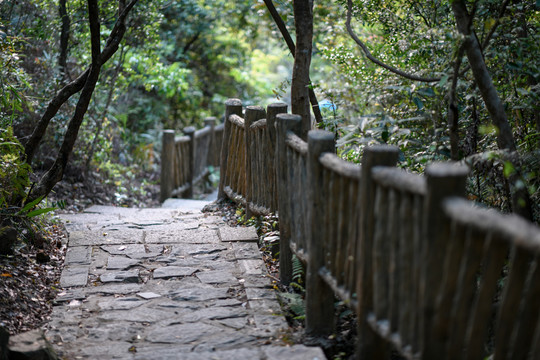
[215,97,540,359]
[160,117,223,201]
[218,99,287,216]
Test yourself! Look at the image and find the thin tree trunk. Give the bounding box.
[27,0,137,203]
[451,0,516,151]
[291,0,314,140]
[448,45,465,160]
[23,0,137,165]
[84,46,125,174]
[262,0,322,124]
[58,0,71,81]
[451,0,533,220]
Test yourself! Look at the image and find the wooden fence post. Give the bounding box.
[355,145,399,359]
[218,99,242,201]
[306,129,336,338]
[267,103,288,212]
[204,117,216,165]
[421,162,469,358]
[183,126,196,199]
[275,113,301,285]
[160,129,175,202]
[244,106,266,219]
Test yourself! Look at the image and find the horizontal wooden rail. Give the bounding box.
[217,97,540,359]
[426,197,540,360]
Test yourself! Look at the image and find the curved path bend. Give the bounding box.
[46,201,325,360]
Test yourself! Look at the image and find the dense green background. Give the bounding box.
[0,0,539,220]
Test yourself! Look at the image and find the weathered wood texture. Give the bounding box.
[219,100,287,216]
[203,116,224,167]
[216,98,540,358]
[428,198,540,360]
[218,98,243,200]
[222,114,247,205]
[306,130,337,336]
[276,113,301,285]
[160,118,223,201]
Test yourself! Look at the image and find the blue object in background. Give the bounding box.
[319,99,337,111]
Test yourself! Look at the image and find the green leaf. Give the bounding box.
[439,74,449,87]
[417,87,435,97]
[503,161,515,178]
[18,196,44,214]
[412,97,424,110]
[26,207,55,218]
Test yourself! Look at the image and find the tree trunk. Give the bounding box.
[27,0,138,203]
[23,0,137,165]
[84,46,126,174]
[451,0,516,152]
[262,0,322,124]
[291,0,314,140]
[447,45,465,160]
[58,0,70,81]
[451,0,533,220]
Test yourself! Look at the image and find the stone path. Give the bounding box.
[46,202,326,359]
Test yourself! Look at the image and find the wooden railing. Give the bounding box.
[218,99,287,216]
[217,98,540,359]
[160,117,223,201]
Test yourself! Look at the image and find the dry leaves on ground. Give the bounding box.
[0,224,66,334]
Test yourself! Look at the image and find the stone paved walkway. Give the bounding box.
[46,202,326,359]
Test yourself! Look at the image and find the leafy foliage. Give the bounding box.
[0,127,30,208]
[311,0,539,220]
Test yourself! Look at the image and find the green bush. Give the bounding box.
[0,126,30,209]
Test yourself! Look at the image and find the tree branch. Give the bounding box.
[481,0,511,50]
[182,32,200,54]
[451,0,515,151]
[451,0,532,220]
[88,0,101,64]
[23,0,138,164]
[345,0,441,83]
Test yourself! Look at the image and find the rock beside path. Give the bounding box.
[4,329,58,360]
